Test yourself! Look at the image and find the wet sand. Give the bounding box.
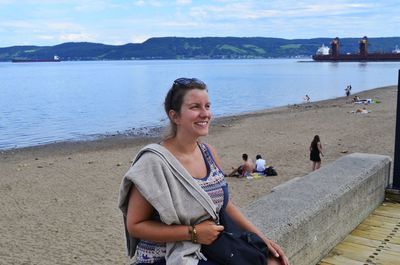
[0,85,396,264]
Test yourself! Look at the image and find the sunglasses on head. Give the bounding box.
[173,78,206,87]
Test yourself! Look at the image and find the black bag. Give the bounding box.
[202,207,269,265]
[265,166,278,176]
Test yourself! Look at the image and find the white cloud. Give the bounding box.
[37,35,56,40]
[133,0,163,7]
[47,22,83,31]
[59,32,96,42]
[73,0,119,12]
[134,0,145,6]
[176,0,191,5]
[0,20,36,29]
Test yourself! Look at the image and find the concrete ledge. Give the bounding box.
[243,153,391,265]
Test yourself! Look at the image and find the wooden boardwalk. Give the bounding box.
[318,202,400,265]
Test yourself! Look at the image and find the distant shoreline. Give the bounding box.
[2,36,400,61]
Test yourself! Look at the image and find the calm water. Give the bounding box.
[0,59,399,150]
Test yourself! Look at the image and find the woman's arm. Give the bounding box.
[126,186,223,244]
[225,201,288,265]
[317,142,324,156]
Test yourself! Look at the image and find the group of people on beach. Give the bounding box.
[227,153,275,177]
[228,134,324,177]
[118,78,289,265]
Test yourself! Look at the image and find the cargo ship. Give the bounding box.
[312,37,400,62]
[12,55,61,63]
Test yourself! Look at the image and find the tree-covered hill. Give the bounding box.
[1,36,399,61]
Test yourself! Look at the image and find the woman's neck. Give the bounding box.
[164,134,199,155]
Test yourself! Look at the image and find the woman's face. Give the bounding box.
[173,88,211,139]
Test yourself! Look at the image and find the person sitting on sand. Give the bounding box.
[352,96,360,103]
[353,97,372,105]
[355,107,369,114]
[228,153,254,177]
[254,154,267,174]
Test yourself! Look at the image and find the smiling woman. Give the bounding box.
[118,77,289,265]
[163,78,210,139]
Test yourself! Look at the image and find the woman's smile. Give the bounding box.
[176,89,212,138]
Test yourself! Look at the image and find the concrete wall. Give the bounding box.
[243,153,391,265]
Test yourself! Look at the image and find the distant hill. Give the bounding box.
[1,37,399,61]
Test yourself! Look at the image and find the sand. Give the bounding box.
[0,85,396,264]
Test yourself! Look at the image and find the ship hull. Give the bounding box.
[313,53,400,62]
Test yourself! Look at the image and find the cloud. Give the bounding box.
[59,32,96,42]
[176,0,191,5]
[47,22,84,31]
[73,0,120,12]
[37,35,56,41]
[0,20,36,29]
[133,0,163,7]
[134,0,145,6]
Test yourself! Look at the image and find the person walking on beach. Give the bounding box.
[310,135,324,171]
[118,77,289,265]
[345,85,352,97]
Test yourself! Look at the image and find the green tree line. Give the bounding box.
[1,36,399,61]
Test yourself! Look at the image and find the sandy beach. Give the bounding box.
[0,85,396,264]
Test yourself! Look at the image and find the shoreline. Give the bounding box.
[1,86,381,156]
[0,85,396,265]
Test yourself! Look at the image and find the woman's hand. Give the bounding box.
[195,219,224,245]
[265,239,289,265]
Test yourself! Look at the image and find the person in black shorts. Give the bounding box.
[310,135,324,171]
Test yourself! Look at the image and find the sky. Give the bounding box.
[0,0,399,47]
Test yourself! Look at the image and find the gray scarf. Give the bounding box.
[118,143,218,265]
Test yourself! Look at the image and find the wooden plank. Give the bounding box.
[371,207,400,216]
[345,234,400,252]
[362,216,399,230]
[319,203,400,265]
[350,228,390,240]
[344,234,383,248]
[366,213,400,225]
[329,242,374,262]
[373,208,400,219]
[334,241,400,264]
[356,223,398,234]
[320,252,367,265]
[351,229,400,245]
[340,241,400,258]
[380,203,400,210]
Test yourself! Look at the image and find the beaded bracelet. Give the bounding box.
[188,225,198,243]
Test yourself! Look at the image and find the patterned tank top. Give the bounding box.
[133,143,228,264]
